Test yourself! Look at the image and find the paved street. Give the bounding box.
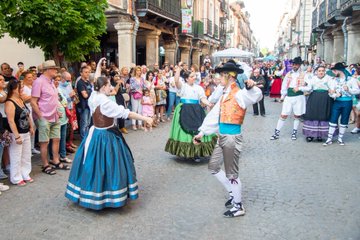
[0,97,359,240]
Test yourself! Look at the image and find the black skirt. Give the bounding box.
[304,91,333,121]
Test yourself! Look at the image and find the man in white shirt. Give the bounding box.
[270,57,306,141]
[193,61,262,218]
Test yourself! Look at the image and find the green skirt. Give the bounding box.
[165,103,217,158]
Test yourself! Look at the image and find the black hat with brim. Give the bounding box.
[331,62,348,71]
[215,61,244,74]
[291,57,303,65]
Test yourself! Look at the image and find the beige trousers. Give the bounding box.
[208,134,243,179]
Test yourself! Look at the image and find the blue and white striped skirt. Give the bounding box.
[65,126,138,210]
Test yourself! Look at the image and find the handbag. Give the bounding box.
[122,93,130,102]
[132,92,142,100]
[73,92,80,105]
[0,130,12,147]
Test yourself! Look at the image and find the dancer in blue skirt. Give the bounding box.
[65,76,153,210]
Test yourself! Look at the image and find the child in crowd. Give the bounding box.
[141,89,154,131]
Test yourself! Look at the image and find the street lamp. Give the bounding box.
[186,0,193,8]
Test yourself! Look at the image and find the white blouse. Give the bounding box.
[88,92,130,119]
[198,86,263,136]
[179,83,206,100]
[299,75,332,92]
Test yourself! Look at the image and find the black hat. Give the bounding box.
[291,57,303,65]
[331,62,348,71]
[215,61,244,74]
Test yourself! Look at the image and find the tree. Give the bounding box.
[0,0,108,65]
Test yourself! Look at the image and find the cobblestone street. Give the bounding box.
[0,97,359,240]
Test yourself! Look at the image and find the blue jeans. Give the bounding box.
[166,92,180,118]
[329,100,352,125]
[48,123,67,159]
[59,124,67,158]
[78,107,91,139]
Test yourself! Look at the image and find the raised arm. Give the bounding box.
[174,65,182,90]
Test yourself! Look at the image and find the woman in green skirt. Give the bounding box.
[165,64,217,160]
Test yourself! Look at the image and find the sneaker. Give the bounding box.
[225,196,234,209]
[0,183,10,191]
[0,168,8,180]
[270,129,280,140]
[223,202,245,218]
[291,130,297,140]
[306,137,313,142]
[31,148,41,154]
[337,138,345,146]
[323,139,333,146]
[351,127,360,134]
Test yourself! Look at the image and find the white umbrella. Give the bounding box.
[212,48,254,58]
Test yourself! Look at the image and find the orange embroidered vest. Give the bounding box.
[220,83,246,125]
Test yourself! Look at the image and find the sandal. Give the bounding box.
[50,162,70,170]
[17,180,27,187]
[42,165,56,175]
[60,157,73,163]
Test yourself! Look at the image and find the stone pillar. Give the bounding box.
[146,30,161,67]
[316,37,324,60]
[114,18,134,68]
[332,31,344,62]
[191,49,201,66]
[180,47,190,64]
[163,41,176,66]
[347,25,360,64]
[323,35,334,63]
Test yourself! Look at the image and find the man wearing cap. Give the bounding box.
[193,61,262,218]
[323,62,360,146]
[31,60,70,175]
[270,57,306,141]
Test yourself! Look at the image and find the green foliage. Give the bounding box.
[0,0,108,63]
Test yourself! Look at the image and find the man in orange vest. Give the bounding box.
[193,61,262,218]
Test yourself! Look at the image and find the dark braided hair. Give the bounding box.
[94,77,109,91]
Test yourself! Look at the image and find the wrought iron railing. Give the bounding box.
[312,9,318,30]
[214,24,219,39]
[136,0,181,23]
[340,0,360,11]
[318,1,327,25]
[328,0,341,19]
[206,19,213,36]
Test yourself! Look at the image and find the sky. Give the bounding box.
[241,0,288,50]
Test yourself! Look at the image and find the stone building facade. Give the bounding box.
[274,0,313,61]
[311,0,360,64]
[102,0,256,68]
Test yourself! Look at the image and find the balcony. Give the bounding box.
[214,24,219,39]
[318,1,327,27]
[193,20,204,39]
[327,0,344,23]
[220,1,229,15]
[340,0,360,16]
[136,0,181,25]
[205,19,213,36]
[312,9,318,31]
